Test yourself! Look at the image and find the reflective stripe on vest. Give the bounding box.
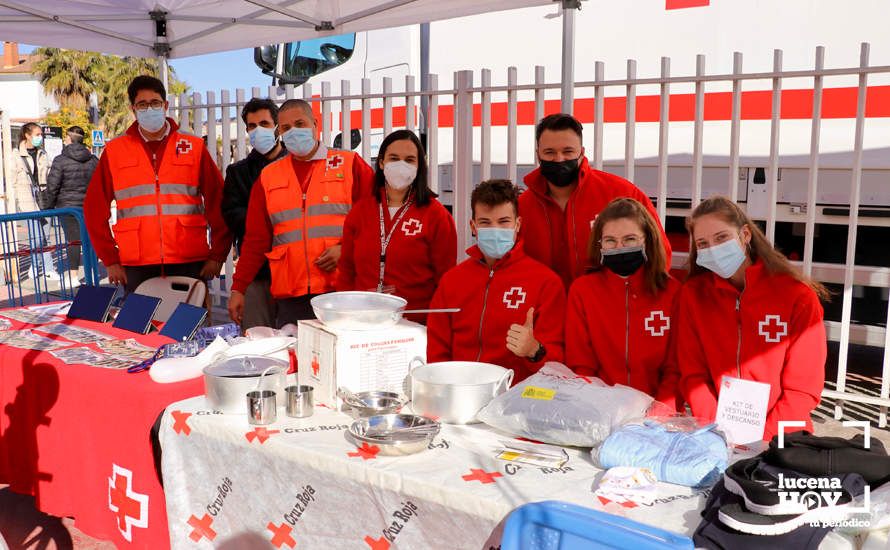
[270,224,344,246]
[306,203,350,216]
[270,207,302,225]
[114,182,200,202]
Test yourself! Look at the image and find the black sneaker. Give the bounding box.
[718,470,867,535]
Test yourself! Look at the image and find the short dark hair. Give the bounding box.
[471,179,519,218]
[279,98,314,121]
[535,113,583,143]
[127,75,166,105]
[67,125,85,143]
[242,98,279,124]
[373,130,436,207]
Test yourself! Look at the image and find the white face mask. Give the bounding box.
[383,160,417,190]
[696,238,747,279]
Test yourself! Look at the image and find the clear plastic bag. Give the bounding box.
[476,362,654,447]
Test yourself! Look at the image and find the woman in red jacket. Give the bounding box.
[337,130,457,321]
[565,198,681,408]
[677,196,829,440]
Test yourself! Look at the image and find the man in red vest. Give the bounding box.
[519,113,671,289]
[84,75,232,292]
[228,99,374,327]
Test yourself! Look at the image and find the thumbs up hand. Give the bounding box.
[506,307,541,359]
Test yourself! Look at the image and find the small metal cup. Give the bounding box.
[247,390,277,425]
[286,385,314,418]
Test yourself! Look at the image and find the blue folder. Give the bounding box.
[67,285,117,322]
[159,303,207,341]
[113,293,162,334]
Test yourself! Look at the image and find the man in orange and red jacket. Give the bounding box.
[519,113,671,289]
[427,179,566,382]
[84,75,232,293]
[228,99,374,327]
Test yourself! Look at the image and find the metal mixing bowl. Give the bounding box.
[344,391,405,418]
[348,414,440,456]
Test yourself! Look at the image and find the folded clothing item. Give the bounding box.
[766,431,890,487]
[718,470,867,536]
[595,421,728,488]
[594,466,659,506]
[694,480,832,550]
[477,363,653,447]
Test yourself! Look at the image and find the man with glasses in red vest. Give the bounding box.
[84,75,232,292]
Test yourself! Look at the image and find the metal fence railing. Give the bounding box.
[0,207,100,307]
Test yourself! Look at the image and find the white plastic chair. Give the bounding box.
[133,276,207,323]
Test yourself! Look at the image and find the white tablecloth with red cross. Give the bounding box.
[159,396,712,549]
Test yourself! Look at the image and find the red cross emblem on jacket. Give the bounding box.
[327,155,344,170]
[503,286,527,309]
[401,218,423,237]
[644,310,670,337]
[175,138,192,155]
[758,314,787,343]
[108,464,149,542]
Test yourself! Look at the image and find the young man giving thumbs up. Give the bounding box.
[426,180,566,382]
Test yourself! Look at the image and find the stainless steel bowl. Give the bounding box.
[348,414,440,456]
[344,391,405,418]
[311,291,408,330]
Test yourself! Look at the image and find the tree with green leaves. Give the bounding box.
[33,48,189,139]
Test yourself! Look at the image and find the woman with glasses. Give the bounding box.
[565,197,681,408]
[675,196,828,440]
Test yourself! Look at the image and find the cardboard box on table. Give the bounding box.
[297,319,426,408]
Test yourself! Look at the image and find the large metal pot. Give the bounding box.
[203,355,288,414]
[408,360,514,424]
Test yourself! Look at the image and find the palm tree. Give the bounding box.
[32,48,100,109]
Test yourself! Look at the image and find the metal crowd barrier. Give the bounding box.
[0,208,100,307]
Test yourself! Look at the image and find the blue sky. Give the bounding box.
[21,44,273,94]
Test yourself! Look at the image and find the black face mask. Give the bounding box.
[601,246,647,277]
[539,157,581,187]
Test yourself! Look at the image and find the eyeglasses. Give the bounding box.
[600,234,644,250]
[134,100,165,111]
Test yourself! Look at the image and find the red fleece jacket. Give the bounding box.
[566,268,682,408]
[426,241,566,382]
[337,194,457,316]
[674,260,827,440]
[519,157,671,289]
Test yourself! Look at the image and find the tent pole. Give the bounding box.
[419,22,430,134]
[560,0,580,115]
[159,55,169,90]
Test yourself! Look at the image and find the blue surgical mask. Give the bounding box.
[136,106,166,133]
[282,127,317,157]
[249,126,278,155]
[476,227,516,259]
[30,135,43,148]
[696,238,746,279]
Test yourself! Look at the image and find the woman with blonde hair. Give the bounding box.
[676,196,829,440]
[565,197,682,408]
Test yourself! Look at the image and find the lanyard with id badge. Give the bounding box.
[376,197,413,292]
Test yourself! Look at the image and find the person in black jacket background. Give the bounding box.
[45,126,99,283]
[221,98,287,329]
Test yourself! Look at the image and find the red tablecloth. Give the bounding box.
[0,306,204,548]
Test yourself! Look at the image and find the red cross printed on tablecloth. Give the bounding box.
[401,218,422,237]
[268,522,296,548]
[175,139,192,155]
[597,495,638,508]
[171,410,192,435]
[758,314,788,343]
[327,155,344,170]
[502,287,526,309]
[107,464,149,542]
[188,513,216,542]
[348,442,381,460]
[461,468,502,484]
[245,427,280,444]
[364,535,391,550]
[644,310,671,337]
